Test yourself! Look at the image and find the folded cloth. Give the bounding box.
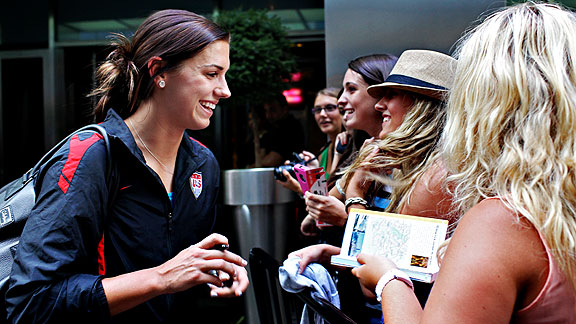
[279,256,340,324]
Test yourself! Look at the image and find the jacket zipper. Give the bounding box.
[167,211,173,255]
[166,210,174,311]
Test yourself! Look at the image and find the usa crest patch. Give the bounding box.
[190,172,203,199]
[0,206,14,228]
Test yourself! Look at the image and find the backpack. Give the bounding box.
[0,124,115,321]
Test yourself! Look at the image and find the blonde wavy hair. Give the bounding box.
[341,95,446,213]
[442,2,576,289]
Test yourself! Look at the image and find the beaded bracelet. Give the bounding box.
[344,197,368,212]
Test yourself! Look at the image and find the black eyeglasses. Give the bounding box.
[311,104,338,114]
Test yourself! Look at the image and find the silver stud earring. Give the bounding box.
[158,80,165,88]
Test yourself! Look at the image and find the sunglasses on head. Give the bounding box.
[311,104,338,114]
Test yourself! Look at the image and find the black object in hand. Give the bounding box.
[336,140,347,154]
[209,244,233,287]
[210,244,229,251]
[273,152,317,182]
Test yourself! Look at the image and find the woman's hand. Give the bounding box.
[351,253,398,294]
[361,137,376,150]
[208,265,249,298]
[288,244,341,274]
[331,131,352,175]
[300,214,319,236]
[156,233,248,296]
[277,169,303,195]
[299,151,319,168]
[304,192,348,227]
[102,233,249,315]
[335,131,351,152]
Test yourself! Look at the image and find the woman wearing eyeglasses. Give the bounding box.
[309,88,343,179]
[277,88,342,194]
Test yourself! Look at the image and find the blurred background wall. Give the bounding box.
[325,0,504,87]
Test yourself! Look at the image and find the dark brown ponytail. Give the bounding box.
[89,10,230,122]
[90,34,138,122]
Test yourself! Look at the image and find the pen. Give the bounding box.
[211,244,229,251]
[208,244,233,287]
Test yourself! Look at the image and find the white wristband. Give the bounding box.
[335,179,345,197]
[375,269,414,302]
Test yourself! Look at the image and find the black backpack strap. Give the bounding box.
[2,125,113,203]
[72,125,118,217]
[82,125,113,185]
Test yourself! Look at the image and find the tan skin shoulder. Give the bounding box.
[422,198,548,323]
[399,160,453,222]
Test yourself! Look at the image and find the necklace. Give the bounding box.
[129,119,174,175]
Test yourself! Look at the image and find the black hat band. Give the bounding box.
[385,74,447,91]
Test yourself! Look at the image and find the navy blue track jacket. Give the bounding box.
[5,109,220,323]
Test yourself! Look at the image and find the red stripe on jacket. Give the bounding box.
[189,137,207,148]
[58,133,103,193]
[98,234,105,275]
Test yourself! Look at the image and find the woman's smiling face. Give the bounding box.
[162,40,231,130]
[374,88,414,138]
[337,69,382,137]
[313,94,341,136]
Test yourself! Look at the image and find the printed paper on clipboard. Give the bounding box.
[330,208,449,283]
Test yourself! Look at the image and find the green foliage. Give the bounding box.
[216,9,297,106]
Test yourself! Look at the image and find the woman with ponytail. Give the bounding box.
[6,9,248,323]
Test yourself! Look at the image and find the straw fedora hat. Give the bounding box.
[367,49,456,100]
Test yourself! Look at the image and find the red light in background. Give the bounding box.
[283,88,302,104]
[290,72,302,82]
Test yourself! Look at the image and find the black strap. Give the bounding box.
[40,125,112,179]
[3,125,114,202]
[34,124,117,215]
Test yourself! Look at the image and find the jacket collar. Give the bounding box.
[100,109,209,177]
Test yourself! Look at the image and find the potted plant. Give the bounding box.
[215,9,297,169]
